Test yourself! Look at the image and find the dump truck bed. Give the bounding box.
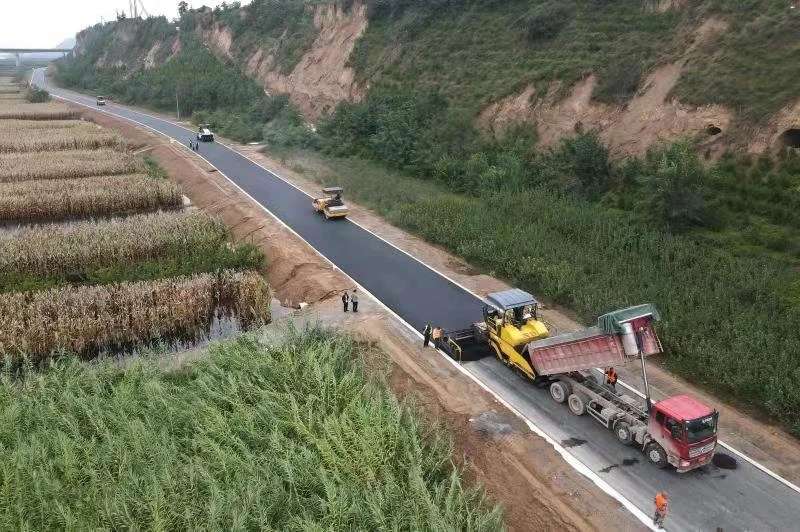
[525,326,625,376]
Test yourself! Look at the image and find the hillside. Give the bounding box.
[59,0,800,155]
[54,1,800,435]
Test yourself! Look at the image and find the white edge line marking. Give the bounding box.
[43,71,800,502]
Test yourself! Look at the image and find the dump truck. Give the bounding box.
[449,289,718,472]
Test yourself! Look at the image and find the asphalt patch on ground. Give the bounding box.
[469,411,515,438]
[712,453,738,470]
[561,437,587,448]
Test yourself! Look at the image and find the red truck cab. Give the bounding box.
[649,394,718,472]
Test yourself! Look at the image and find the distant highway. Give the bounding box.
[33,69,800,531]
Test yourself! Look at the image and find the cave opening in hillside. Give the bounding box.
[779,128,800,149]
[706,124,722,136]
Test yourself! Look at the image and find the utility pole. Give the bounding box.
[175,26,181,121]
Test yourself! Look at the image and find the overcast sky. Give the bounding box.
[0,1,242,48]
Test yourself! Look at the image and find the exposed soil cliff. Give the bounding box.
[479,17,735,157]
[199,1,367,120]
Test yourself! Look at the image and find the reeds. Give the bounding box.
[0,174,182,222]
[0,211,228,278]
[0,271,271,361]
[0,149,144,182]
[0,328,500,530]
[0,102,78,120]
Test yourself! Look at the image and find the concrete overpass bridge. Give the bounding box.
[0,48,72,67]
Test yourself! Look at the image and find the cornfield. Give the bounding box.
[0,119,89,131]
[0,126,125,153]
[0,271,271,361]
[0,328,500,530]
[0,211,228,279]
[0,149,144,182]
[0,88,19,94]
[0,102,77,120]
[0,174,182,222]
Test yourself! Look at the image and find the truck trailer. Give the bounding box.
[448,289,718,473]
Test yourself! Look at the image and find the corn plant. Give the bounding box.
[0,174,182,222]
[0,125,125,153]
[0,211,229,279]
[0,102,78,120]
[0,270,271,361]
[0,119,88,131]
[0,149,144,182]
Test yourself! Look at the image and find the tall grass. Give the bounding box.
[0,174,182,223]
[0,271,271,362]
[0,327,501,529]
[0,211,263,291]
[0,149,144,182]
[301,154,800,434]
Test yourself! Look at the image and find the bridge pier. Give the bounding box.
[15,53,21,68]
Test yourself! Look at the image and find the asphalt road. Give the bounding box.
[33,69,800,531]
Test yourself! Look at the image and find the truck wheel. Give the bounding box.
[567,393,586,416]
[614,421,633,445]
[645,442,668,468]
[550,381,569,404]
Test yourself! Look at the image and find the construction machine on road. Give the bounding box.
[313,187,349,220]
[448,289,718,473]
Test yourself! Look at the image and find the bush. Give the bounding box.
[262,105,318,149]
[637,143,710,232]
[543,132,612,198]
[523,1,574,42]
[25,87,50,103]
[594,58,644,104]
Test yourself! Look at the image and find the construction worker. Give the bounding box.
[423,324,432,347]
[431,326,443,348]
[341,291,350,312]
[605,367,618,392]
[351,289,359,313]
[653,491,668,528]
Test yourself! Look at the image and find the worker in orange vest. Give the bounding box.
[653,491,668,528]
[605,367,618,392]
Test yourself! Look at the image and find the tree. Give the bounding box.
[638,143,710,232]
[178,1,188,16]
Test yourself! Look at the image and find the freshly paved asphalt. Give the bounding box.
[34,69,800,531]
